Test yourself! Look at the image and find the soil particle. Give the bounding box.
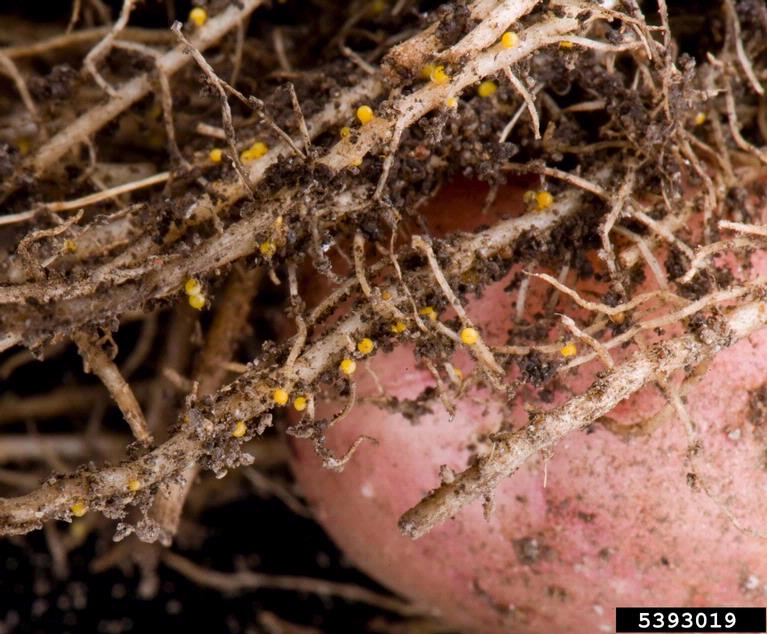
[517,352,556,387]
[28,64,77,103]
[748,385,767,427]
[434,2,473,48]
[512,535,551,565]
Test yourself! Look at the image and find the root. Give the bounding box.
[17,0,266,185]
[161,550,421,616]
[0,166,586,534]
[1,171,170,226]
[598,165,637,296]
[83,0,136,97]
[412,235,503,376]
[659,377,767,539]
[170,22,256,194]
[399,299,767,539]
[72,331,152,446]
[2,0,767,560]
[502,67,540,140]
[558,314,614,371]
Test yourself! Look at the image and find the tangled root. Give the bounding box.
[1,1,767,557]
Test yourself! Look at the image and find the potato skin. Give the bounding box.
[289,181,767,633]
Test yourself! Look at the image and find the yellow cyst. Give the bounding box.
[391,321,407,333]
[293,396,307,412]
[70,502,87,518]
[694,112,706,126]
[188,293,205,310]
[69,520,89,540]
[536,191,554,210]
[232,420,247,438]
[185,278,201,296]
[460,327,479,345]
[419,306,437,321]
[127,479,141,493]
[273,387,289,406]
[430,65,450,86]
[453,367,463,379]
[559,40,574,49]
[357,338,374,355]
[421,63,436,80]
[560,342,578,358]
[250,141,269,157]
[478,80,497,98]
[189,7,207,27]
[149,104,162,120]
[148,133,164,150]
[260,241,276,258]
[356,105,374,125]
[241,141,268,162]
[381,290,392,300]
[64,239,78,253]
[340,358,357,375]
[340,126,351,138]
[209,148,223,163]
[446,96,458,108]
[17,138,30,156]
[370,0,387,14]
[501,31,518,49]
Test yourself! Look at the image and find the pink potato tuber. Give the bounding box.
[290,178,767,633]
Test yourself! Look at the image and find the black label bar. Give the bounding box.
[615,607,766,632]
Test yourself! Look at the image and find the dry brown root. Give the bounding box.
[148,266,261,545]
[7,0,267,188]
[0,0,767,557]
[72,330,152,446]
[0,180,587,535]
